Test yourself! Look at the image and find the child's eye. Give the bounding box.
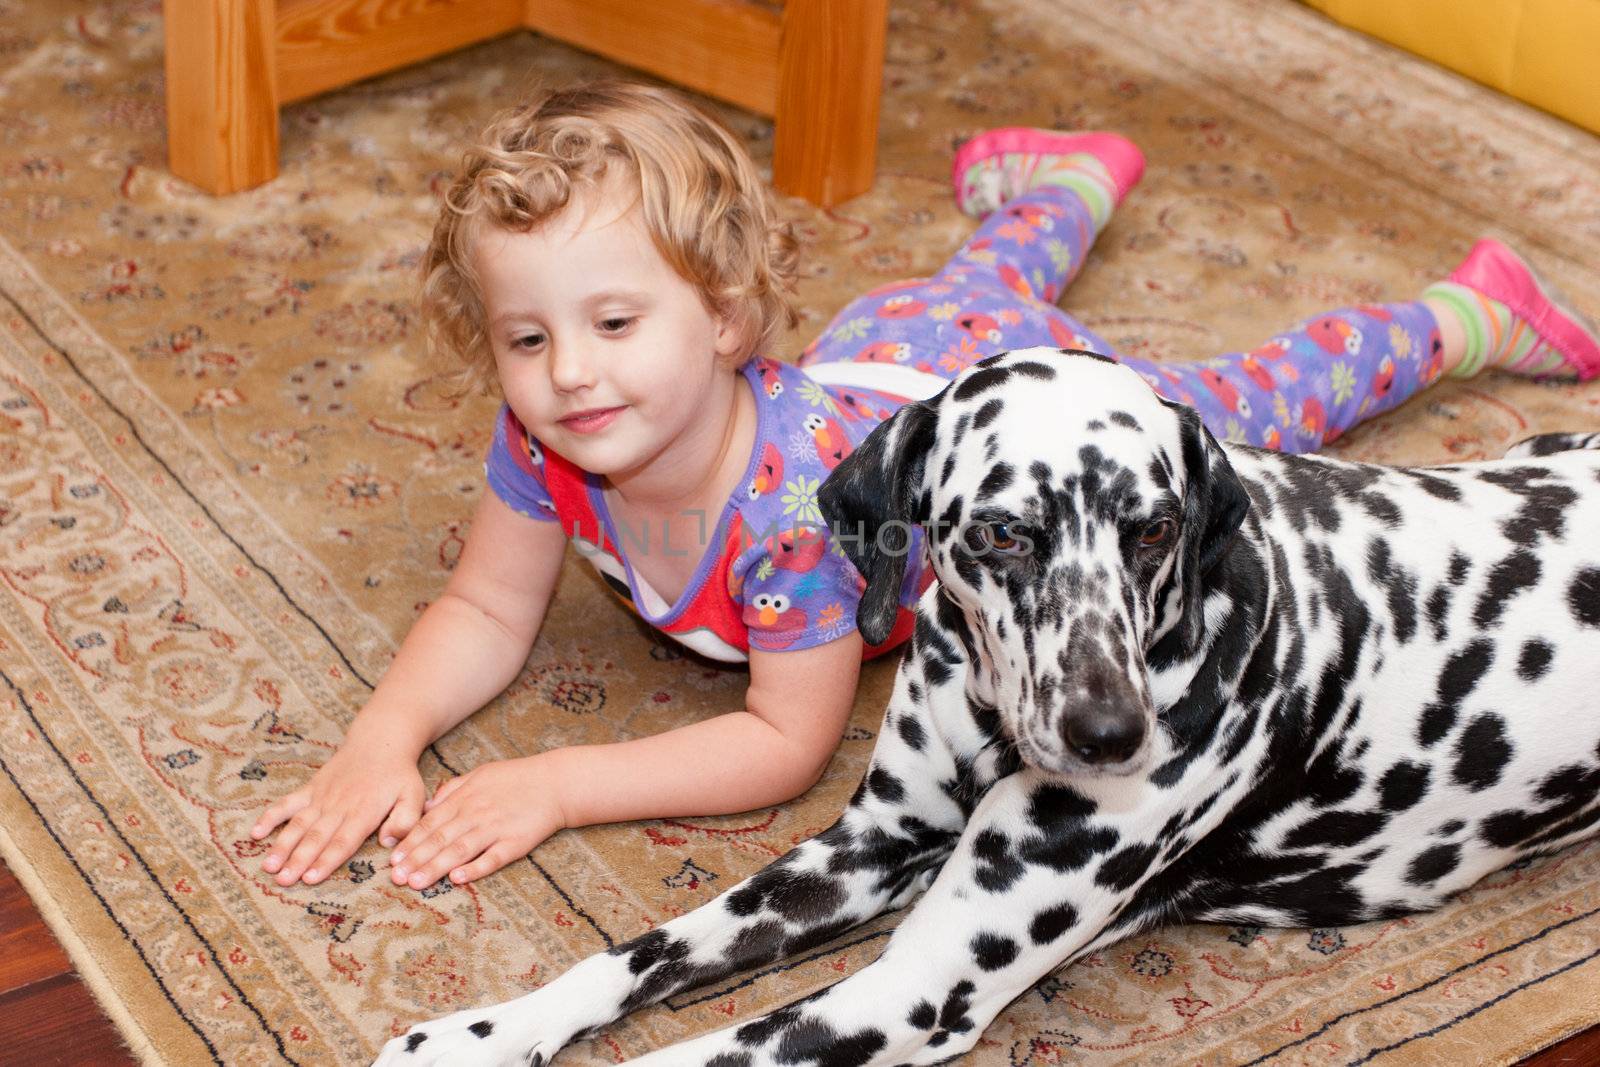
[598,316,636,334]
[511,333,546,351]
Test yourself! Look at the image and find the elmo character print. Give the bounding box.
[747,441,784,500]
[805,412,853,470]
[746,593,807,649]
[765,526,828,573]
[877,294,926,319]
[1201,368,1253,419]
[858,340,913,364]
[1309,316,1363,356]
[957,311,1003,345]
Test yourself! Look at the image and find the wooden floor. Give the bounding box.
[0,854,1595,1065]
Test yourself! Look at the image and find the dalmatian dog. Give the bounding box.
[377,348,1600,1066]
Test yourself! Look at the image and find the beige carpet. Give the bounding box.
[2,0,1599,1062]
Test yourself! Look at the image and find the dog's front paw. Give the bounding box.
[374,1000,560,1067]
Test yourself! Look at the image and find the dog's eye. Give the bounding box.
[967,521,1031,556]
[1139,519,1174,548]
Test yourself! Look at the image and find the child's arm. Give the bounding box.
[387,633,866,889]
[251,490,567,886]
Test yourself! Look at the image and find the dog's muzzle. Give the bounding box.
[1062,702,1146,766]
[1052,652,1150,770]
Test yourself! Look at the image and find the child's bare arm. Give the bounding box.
[252,491,567,886]
[388,633,866,889]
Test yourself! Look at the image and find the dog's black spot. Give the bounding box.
[773,1019,886,1066]
[1447,552,1471,586]
[1378,760,1430,812]
[1538,764,1600,804]
[1011,360,1058,381]
[1480,758,1600,850]
[972,399,1003,431]
[1499,481,1575,546]
[1027,783,1097,829]
[951,366,1011,402]
[725,884,763,917]
[972,829,1025,893]
[727,920,788,969]
[1424,584,1453,641]
[1452,713,1513,792]
[620,928,673,972]
[1405,843,1462,886]
[938,980,976,1033]
[1418,641,1494,747]
[867,767,905,804]
[467,1020,493,1039]
[1474,550,1541,627]
[978,462,1015,498]
[1404,470,1462,502]
[1026,819,1120,872]
[1029,902,1079,944]
[1437,819,1465,836]
[1366,538,1418,643]
[405,1033,428,1053]
[765,871,848,924]
[736,1005,802,1047]
[1569,568,1600,627]
[1518,639,1554,682]
[1095,841,1160,891]
[907,1000,937,1030]
[1283,810,1387,850]
[971,932,1019,971]
[1109,410,1139,430]
[896,713,926,751]
[951,412,972,448]
[1357,491,1402,528]
[706,1054,752,1067]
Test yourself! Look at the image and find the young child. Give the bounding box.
[251,82,1600,893]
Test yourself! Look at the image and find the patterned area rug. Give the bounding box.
[2,0,1599,1062]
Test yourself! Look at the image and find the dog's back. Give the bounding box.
[1168,439,1600,926]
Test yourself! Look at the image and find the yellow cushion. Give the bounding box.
[1302,0,1600,134]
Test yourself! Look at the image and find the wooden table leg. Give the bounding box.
[773,0,889,207]
[163,0,280,194]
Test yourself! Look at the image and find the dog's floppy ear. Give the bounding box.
[818,399,938,646]
[1170,402,1250,654]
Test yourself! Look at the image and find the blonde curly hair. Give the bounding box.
[420,81,800,395]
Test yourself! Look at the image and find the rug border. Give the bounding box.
[0,772,214,1066]
[1402,957,1600,1066]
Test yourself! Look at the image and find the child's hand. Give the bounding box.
[389,756,566,890]
[251,744,426,887]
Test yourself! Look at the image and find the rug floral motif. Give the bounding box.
[1,0,1598,1063]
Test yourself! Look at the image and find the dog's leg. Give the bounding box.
[624,764,1244,1067]
[374,613,1001,1067]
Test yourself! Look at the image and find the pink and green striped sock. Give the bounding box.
[958,152,1120,228]
[1423,281,1575,379]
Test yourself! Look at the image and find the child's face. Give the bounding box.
[473,183,743,480]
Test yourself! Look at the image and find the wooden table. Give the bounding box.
[162,0,887,207]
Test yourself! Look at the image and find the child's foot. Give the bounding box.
[952,127,1145,224]
[1424,239,1600,381]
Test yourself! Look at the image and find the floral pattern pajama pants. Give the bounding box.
[799,185,1445,454]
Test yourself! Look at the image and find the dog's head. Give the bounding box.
[820,348,1249,776]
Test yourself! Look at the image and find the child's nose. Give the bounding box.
[548,341,599,391]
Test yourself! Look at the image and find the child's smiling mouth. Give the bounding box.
[559,405,627,433]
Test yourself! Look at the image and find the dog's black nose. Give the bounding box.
[1064,712,1145,765]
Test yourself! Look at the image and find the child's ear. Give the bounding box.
[713,308,753,363]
